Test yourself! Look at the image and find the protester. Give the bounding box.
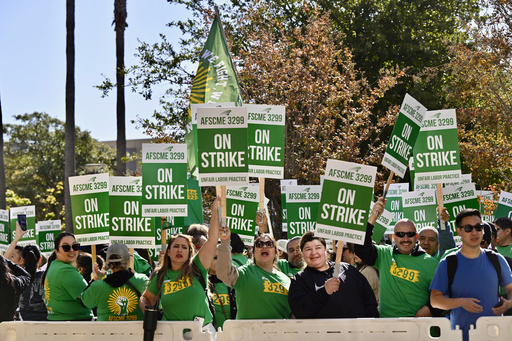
[4,222,47,320]
[342,243,356,266]
[0,254,30,322]
[495,217,512,257]
[278,236,305,277]
[186,224,209,251]
[208,249,236,328]
[354,197,440,317]
[418,208,455,260]
[277,239,288,260]
[41,232,93,320]
[216,228,291,319]
[288,231,378,318]
[139,198,220,329]
[81,243,148,321]
[76,251,105,283]
[430,209,512,341]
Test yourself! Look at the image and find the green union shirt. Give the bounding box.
[81,273,149,321]
[148,255,212,324]
[277,259,303,278]
[44,260,93,320]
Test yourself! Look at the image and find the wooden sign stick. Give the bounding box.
[333,240,344,278]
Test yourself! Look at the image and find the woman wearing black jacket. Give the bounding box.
[0,254,31,322]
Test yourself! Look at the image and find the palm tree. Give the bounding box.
[0,93,6,209]
[114,0,127,176]
[64,0,76,232]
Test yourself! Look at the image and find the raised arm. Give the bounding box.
[215,225,240,287]
[437,207,455,257]
[4,221,28,260]
[198,197,221,269]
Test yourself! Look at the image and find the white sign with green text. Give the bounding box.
[226,185,260,245]
[142,143,188,217]
[36,220,61,253]
[10,206,36,246]
[286,185,321,239]
[0,210,9,252]
[69,173,110,245]
[316,160,376,244]
[280,179,297,232]
[495,191,512,219]
[402,190,437,230]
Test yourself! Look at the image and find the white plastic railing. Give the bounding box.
[468,316,512,341]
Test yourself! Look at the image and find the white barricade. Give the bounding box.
[217,318,462,341]
[0,321,215,341]
[469,316,512,341]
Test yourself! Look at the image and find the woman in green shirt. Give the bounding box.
[41,232,93,321]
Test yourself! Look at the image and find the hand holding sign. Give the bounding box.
[368,197,386,225]
[325,277,340,295]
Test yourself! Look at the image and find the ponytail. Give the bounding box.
[22,244,41,282]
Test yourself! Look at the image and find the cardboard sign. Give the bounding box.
[245,104,285,179]
[382,94,427,178]
[226,185,259,245]
[36,220,61,253]
[69,173,110,245]
[10,206,37,246]
[280,179,297,232]
[142,143,188,217]
[412,109,462,185]
[495,191,512,219]
[286,185,322,239]
[384,183,409,226]
[110,177,155,248]
[402,190,438,230]
[0,210,9,252]
[442,183,479,243]
[197,107,249,186]
[316,160,376,244]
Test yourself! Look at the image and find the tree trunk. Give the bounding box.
[0,94,6,209]
[64,0,76,232]
[114,0,127,176]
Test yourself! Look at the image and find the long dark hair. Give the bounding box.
[151,234,201,294]
[22,244,41,282]
[0,255,17,321]
[41,232,75,285]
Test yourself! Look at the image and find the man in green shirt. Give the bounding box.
[496,217,512,257]
[277,237,305,278]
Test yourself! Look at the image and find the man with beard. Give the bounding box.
[277,237,305,278]
[354,197,439,317]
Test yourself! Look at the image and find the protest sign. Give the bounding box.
[197,107,249,186]
[442,183,479,242]
[226,185,259,245]
[372,208,394,243]
[286,185,321,239]
[382,94,427,178]
[36,220,61,253]
[10,206,36,246]
[402,190,438,230]
[316,160,376,244]
[280,179,297,232]
[245,104,285,179]
[412,109,462,185]
[110,176,155,248]
[142,143,188,217]
[0,210,9,252]
[384,183,409,226]
[69,173,110,245]
[495,191,512,219]
[148,217,186,262]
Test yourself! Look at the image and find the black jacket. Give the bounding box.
[288,261,379,318]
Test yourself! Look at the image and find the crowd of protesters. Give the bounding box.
[1,196,512,341]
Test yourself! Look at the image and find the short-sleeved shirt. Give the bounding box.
[430,250,512,341]
[44,260,93,320]
[373,245,439,317]
[234,264,291,319]
[148,256,212,324]
[277,259,302,278]
[81,272,149,321]
[496,244,512,258]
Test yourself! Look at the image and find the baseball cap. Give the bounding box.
[106,243,130,264]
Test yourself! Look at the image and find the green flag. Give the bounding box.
[186,13,243,178]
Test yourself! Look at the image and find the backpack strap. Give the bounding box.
[125,278,142,298]
[484,249,502,297]
[198,274,217,329]
[446,253,458,298]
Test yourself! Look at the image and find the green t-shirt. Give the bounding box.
[232,254,250,268]
[81,272,149,321]
[211,280,231,328]
[277,259,302,278]
[134,252,152,276]
[234,264,291,319]
[44,260,93,320]
[148,255,212,324]
[374,245,439,317]
[496,244,512,258]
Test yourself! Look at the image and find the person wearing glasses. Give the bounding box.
[354,197,439,318]
[41,232,93,320]
[430,209,512,341]
[216,226,291,319]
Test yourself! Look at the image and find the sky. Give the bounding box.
[0,0,191,142]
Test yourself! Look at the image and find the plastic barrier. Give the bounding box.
[217,318,462,341]
[0,321,215,341]
[469,316,512,341]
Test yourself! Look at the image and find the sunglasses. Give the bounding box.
[395,231,416,238]
[255,240,274,248]
[60,243,80,252]
[461,224,483,233]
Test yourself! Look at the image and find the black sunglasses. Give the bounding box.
[255,240,274,248]
[60,243,80,252]
[461,224,484,233]
[395,231,416,238]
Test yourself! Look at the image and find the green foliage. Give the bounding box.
[4,112,117,221]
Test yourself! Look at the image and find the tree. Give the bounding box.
[114,0,128,176]
[65,0,76,232]
[0,93,5,209]
[4,112,116,222]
